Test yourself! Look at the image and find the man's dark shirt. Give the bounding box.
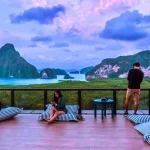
[127,69,144,89]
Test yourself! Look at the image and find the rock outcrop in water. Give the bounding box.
[40,68,57,79]
[64,74,74,79]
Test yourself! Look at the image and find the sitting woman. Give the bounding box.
[46,90,67,124]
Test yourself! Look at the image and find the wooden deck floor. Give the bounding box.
[0,114,149,150]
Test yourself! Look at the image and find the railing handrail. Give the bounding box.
[1,88,150,90]
[0,88,150,115]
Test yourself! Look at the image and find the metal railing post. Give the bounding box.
[78,90,82,114]
[11,90,15,107]
[113,90,117,115]
[44,90,48,110]
[148,90,150,115]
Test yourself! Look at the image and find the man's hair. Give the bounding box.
[133,62,140,67]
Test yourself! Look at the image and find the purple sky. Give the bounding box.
[0,0,150,70]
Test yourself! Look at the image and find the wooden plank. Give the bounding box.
[0,114,149,150]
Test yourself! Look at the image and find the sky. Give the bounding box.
[0,0,150,70]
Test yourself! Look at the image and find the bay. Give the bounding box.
[0,74,86,86]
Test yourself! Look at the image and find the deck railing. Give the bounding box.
[0,88,150,114]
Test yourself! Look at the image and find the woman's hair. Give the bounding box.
[53,90,63,102]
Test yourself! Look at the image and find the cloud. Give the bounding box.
[65,56,73,62]
[38,55,54,62]
[72,53,79,57]
[100,10,150,41]
[136,36,150,49]
[31,36,52,43]
[65,27,80,37]
[50,42,69,48]
[86,54,97,60]
[64,49,71,52]
[95,44,123,51]
[0,30,28,48]
[10,5,65,24]
[95,47,105,51]
[28,43,37,47]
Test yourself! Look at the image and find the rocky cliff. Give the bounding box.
[0,43,39,78]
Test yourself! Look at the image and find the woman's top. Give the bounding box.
[54,97,67,113]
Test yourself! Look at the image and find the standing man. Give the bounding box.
[124,62,144,115]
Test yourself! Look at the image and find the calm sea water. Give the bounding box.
[0,74,86,86]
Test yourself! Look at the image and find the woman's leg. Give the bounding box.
[45,107,57,121]
[50,107,57,119]
[47,111,65,124]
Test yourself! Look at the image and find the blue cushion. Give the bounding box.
[66,105,79,114]
[134,122,150,145]
[38,104,78,121]
[45,104,79,114]
[125,115,150,124]
[144,133,150,145]
[0,107,22,121]
[134,122,150,135]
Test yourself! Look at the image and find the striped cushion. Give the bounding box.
[134,122,150,145]
[125,115,150,124]
[45,104,79,114]
[134,122,150,135]
[0,107,22,121]
[144,133,150,144]
[38,104,78,121]
[66,105,79,114]
[57,113,78,121]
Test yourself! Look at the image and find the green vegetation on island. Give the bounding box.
[64,74,74,79]
[51,68,66,75]
[0,43,39,78]
[40,68,57,79]
[80,66,94,74]
[86,50,150,78]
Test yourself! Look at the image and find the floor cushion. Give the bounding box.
[134,121,150,135]
[38,104,78,121]
[125,115,150,124]
[144,133,150,145]
[134,122,150,145]
[0,107,22,121]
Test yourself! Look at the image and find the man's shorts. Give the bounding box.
[126,88,140,100]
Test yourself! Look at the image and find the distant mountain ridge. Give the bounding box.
[68,69,79,74]
[0,43,39,78]
[86,50,150,79]
[2,43,150,79]
[51,68,66,75]
[80,66,94,74]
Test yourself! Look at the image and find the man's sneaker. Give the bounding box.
[133,113,137,115]
[123,112,128,116]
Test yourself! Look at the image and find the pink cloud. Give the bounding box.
[3,0,150,45]
[93,0,140,14]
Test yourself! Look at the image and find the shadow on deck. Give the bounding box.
[0,114,149,150]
